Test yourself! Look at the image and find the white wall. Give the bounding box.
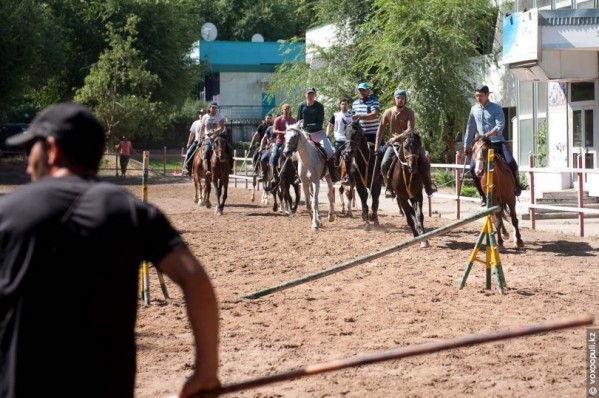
[219,72,271,106]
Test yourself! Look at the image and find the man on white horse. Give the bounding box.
[296,87,340,183]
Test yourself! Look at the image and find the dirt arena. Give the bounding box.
[1,173,598,397]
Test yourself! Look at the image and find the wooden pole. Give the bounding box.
[207,315,593,395]
[241,206,500,300]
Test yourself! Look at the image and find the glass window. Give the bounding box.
[519,118,535,162]
[573,110,582,146]
[537,81,548,115]
[571,82,595,102]
[576,0,596,8]
[517,0,534,12]
[536,0,553,9]
[555,0,573,8]
[519,81,534,116]
[584,109,594,147]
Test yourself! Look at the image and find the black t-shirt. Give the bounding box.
[297,101,325,132]
[256,123,271,141]
[0,175,183,398]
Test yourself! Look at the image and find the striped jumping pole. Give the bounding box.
[139,151,170,304]
[241,205,500,300]
[141,151,151,304]
[459,148,506,294]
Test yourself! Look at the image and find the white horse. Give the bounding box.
[283,123,335,230]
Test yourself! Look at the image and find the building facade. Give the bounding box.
[198,40,303,143]
[493,0,599,195]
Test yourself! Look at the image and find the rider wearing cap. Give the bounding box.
[345,82,380,184]
[296,87,340,182]
[201,101,233,175]
[464,84,522,205]
[375,88,436,197]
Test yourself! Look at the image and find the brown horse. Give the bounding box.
[208,133,230,216]
[192,142,210,209]
[344,121,381,228]
[388,132,428,247]
[472,137,524,250]
[337,150,356,217]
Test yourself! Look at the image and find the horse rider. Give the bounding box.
[375,88,437,198]
[270,103,296,183]
[201,101,233,176]
[257,124,274,181]
[296,87,340,182]
[327,97,353,185]
[249,113,273,179]
[183,108,205,176]
[344,82,380,184]
[463,84,522,206]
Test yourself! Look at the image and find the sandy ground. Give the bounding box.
[1,171,598,398]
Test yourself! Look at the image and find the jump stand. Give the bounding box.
[458,148,507,294]
[139,151,170,304]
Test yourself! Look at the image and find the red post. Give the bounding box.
[578,155,584,237]
[163,146,167,176]
[455,151,461,219]
[528,154,535,231]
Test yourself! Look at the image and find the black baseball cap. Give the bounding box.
[7,102,104,148]
[475,84,491,94]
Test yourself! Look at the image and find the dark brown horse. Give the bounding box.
[209,133,230,216]
[389,132,428,247]
[344,121,381,228]
[472,137,524,250]
[263,153,301,215]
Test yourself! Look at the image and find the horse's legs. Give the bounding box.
[250,175,257,202]
[221,179,228,213]
[356,184,369,225]
[339,186,346,215]
[291,181,300,214]
[398,198,419,237]
[213,179,222,215]
[301,178,312,216]
[508,202,524,248]
[311,180,321,229]
[412,198,428,247]
[326,178,335,223]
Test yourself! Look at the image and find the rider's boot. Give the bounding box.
[473,177,487,206]
[203,159,211,177]
[382,173,395,199]
[259,160,268,181]
[327,157,340,183]
[510,164,522,196]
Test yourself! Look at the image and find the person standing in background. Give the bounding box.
[116,136,134,178]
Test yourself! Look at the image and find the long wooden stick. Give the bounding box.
[209,315,593,395]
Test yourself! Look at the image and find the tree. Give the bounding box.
[75,16,161,143]
[267,0,499,162]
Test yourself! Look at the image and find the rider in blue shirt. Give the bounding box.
[464,85,522,205]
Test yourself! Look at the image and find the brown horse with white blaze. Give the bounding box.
[472,136,524,251]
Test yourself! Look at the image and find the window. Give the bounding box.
[571,82,595,102]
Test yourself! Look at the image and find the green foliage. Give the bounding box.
[433,169,455,190]
[535,119,548,167]
[460,185,478,198]
[74,16,162,144]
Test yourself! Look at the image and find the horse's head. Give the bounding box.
[212,133,228,162]
[397,132,421,174]
[344,121,365,156]
[472,136,492,178]
[283,123,301,158]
